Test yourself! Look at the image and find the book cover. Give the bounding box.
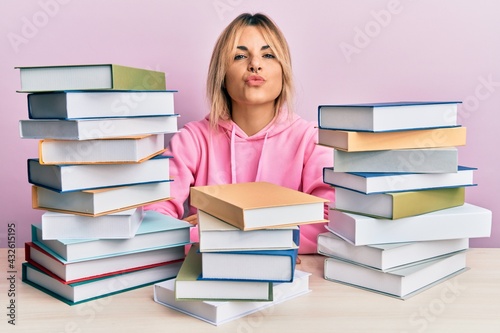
[333,147,458,173]
[38,134,166,165]
[27,90,176,119]
[17,64,166,92]
[317,232,469,272]
[327,203,492,246]
[32,210,192,262]
[323,166,476,194]
[25,241,185,284]
[22,260,181,305]
[198,210,298,252]
[318,101,460,132]
[174,244,273,301]
[334,186,466,219]
[318,126,466,152]
[32,181,171,216]
[154,270,311,326]
[323,251,468,299]
[19,114,179,140]
[41,207,144,240]
[190,182,327,231]
[28,154,171,192]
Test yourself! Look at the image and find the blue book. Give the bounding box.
[323,166,477,194]
[32,211,192,263]
[318,101,461,132]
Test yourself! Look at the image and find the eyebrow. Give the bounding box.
[236,45,271,51]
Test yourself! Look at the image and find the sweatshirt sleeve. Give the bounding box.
[297,125,336,254]
[143,124,202,219]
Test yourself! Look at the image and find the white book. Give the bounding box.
[317,232,469,271]
[28,155,171,192]
[153,270,311,326]
[327,203,492,246]
[19,115,178,140]
[324,251,468,299]
[32,210,191,262]
[323,166,476,194]
[38,134,165,164]
[333,147,458,173]
[22,260,181,305]
[318,101,459,132]
[27,90,175,119]
[198,210,298,252]
[41,208,144,240]
[26,241,185,283]
[32,181,171,216]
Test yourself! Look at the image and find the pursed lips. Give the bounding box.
[245,75,265,86]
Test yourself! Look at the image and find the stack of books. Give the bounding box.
[153,181,327,325]
[16,64,191,305]
[316,101,492,299]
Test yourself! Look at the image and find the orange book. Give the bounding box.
[318,126,466,152]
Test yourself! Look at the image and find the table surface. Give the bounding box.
[1,248,499,333]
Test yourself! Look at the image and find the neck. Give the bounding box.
[231,102,276,136]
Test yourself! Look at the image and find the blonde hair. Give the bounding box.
[206,13,294,129]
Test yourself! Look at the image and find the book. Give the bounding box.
[32,181,171,216]
[38,134,165,164]
[318,126,466,152]
[41,207,144,240]
[333,186,465,219]
[327,203,492,246]
[27,90,176,119]
[154,270,311,326]
[317,232,469,272]
[323,166,477,194]
[318,101,460,132]
[16,64,166,92]
[190,182,328,231]
[32,210,191,262]
[323,251,468,299]
[200,247,298,282]
[197,210,298,252]
[19,115,179,140]
[174,244,272,301]
[333,147,458,173]
[25,241,185,283]
[28,154,171,192]
[22,260,181,305]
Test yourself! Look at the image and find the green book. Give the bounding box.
[334,186,466,219]
[175,243,273,301]
[16,64,166,92]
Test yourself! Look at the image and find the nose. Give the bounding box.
[248,56,262,73]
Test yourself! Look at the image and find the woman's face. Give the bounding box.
[224,26,283,111]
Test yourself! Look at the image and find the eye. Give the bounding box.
[234,54,247,60]
[263,53,276,59]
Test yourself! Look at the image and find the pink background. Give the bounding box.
[1,0,498,248]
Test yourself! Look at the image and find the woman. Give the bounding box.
[145,13,335,254]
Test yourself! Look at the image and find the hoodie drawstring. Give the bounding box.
[230,124,269,183]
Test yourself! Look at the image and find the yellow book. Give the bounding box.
[318,127,466,152]
[334,187,466,219]
[16,64,166,92]
[190,182,328,231]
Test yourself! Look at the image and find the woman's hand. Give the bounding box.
[183,214,198,226]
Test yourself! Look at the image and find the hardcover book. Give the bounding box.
[174,244,273,301]
[28,154,171,192]
[154,270,311,326]
[190,182,327,231]
[38,134,166,164]
[333,186,466,219]
[17,64,166,92]
[333,147,458,173]
[323,166,476,194]
[327,203,492,246]
[19,114,179,140]
[318,101,460,132]
[318,126,466,152]
[27,90,176,119]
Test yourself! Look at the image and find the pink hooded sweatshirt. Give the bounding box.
[144,111,335,254]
